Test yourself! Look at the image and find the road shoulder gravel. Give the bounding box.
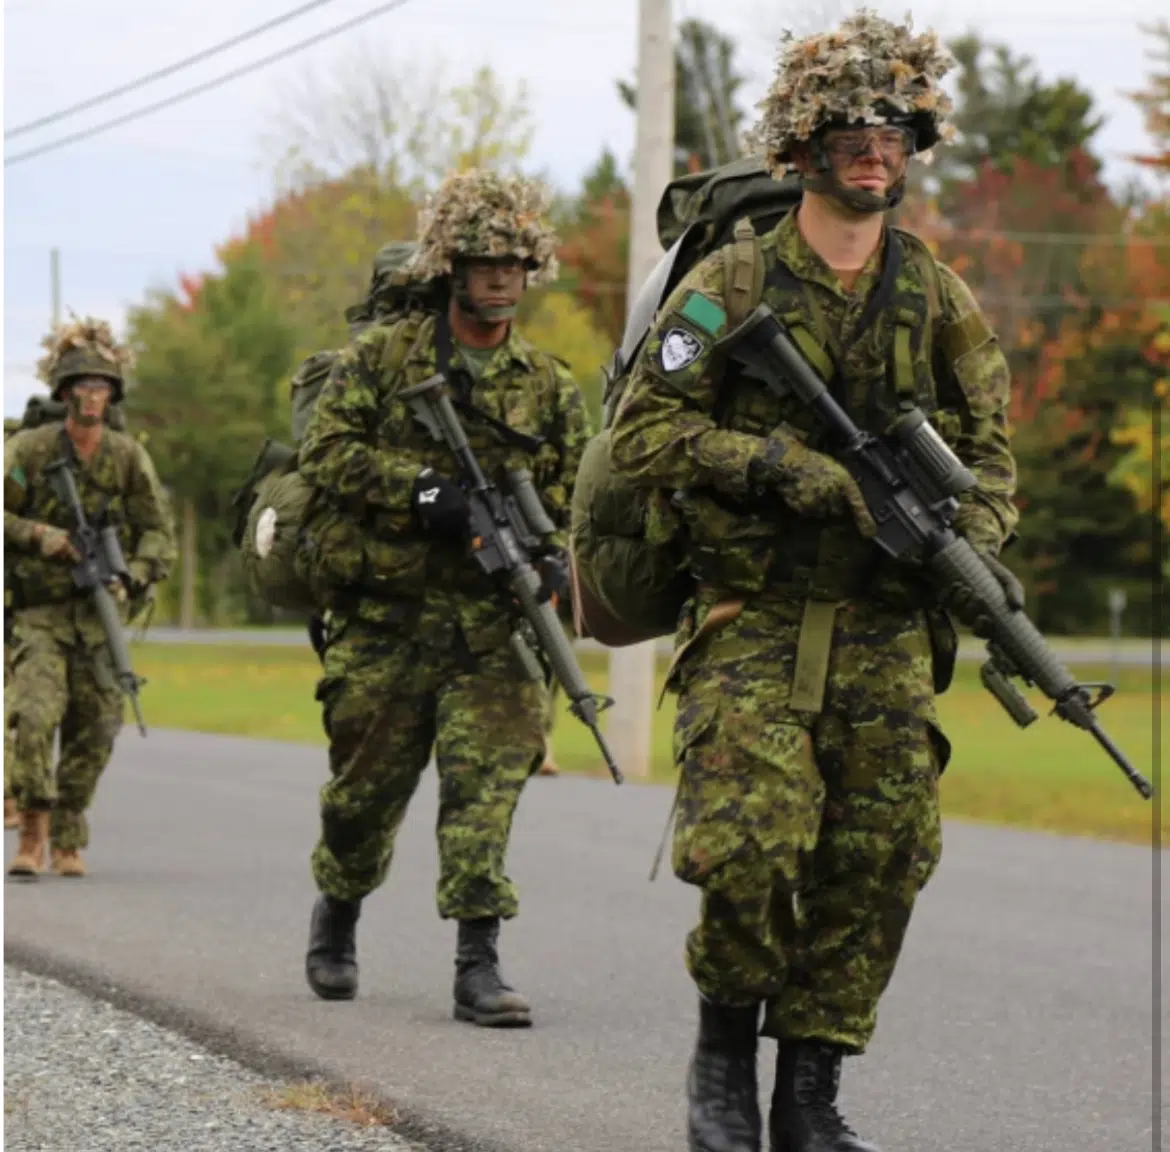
[4,965,423,1152]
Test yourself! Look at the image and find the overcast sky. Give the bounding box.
[3,0,1165,415]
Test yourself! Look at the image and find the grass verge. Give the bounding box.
[255,1079,398,1127]
[128,641,1164,846]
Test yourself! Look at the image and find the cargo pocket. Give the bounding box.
[671,695,822,893]
[670,697,730,888]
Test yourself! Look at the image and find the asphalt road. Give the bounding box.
[4,728,1164,1152]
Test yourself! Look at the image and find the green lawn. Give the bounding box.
[127,642,1164,846]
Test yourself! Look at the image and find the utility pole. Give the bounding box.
[607,0,675,779]
[50,247,61,328]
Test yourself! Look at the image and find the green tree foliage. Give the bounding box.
[124,244,299,623]
[938,33,1105,196]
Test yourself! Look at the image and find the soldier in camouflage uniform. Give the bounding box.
[4,318,175,878]
[5,417,23,829]
[609,13,1020,1152]
[298,169,590,1025]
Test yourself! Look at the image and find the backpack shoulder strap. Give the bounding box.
[378,311,431,381]
[721,217,766,329]
[895,227,995,365]
[892,227,944,325]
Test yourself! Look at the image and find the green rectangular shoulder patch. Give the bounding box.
[8,466,26,490]
[680,292,727,337]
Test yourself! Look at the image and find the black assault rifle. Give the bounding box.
[732,305,1152,800]
[401,373,623,785]
[44,457,148,736]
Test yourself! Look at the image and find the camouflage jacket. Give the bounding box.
[609,208,1019,603]
[299,312,591,651]
[4,422,176,640]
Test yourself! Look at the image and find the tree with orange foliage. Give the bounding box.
[556,186,630,349]
[236,170,418,360]
[1004,201,1170,632]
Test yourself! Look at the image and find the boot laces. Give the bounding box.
[805,1099,859,1138]
[796,1051,858,1137]
[702,1048,757,1120]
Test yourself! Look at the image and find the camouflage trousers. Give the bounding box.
[4,614,124,851]
[311,621,545,915]
[4,639,13,803]
[669,594,947,1054]
[543,678,560,738]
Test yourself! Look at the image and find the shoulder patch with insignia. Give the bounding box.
[661,328,704,372]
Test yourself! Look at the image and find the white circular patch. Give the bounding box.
[254,506,278,559]
[661,327,703,372]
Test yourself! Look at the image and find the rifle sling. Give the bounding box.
[434,310,546,456]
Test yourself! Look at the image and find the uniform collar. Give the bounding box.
[413,314,537,376]
[771,208,889,300]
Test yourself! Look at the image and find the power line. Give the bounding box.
[4,0,417,168]
[5,0,342,141]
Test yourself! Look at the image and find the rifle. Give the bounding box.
[733,305,1152,800]
[43,456,148,736]
[401,373,623,785]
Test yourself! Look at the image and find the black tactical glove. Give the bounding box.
[943,552,1025,639]
[411,468,470,539]
[535,552,571,604]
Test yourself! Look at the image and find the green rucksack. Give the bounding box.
[12,393,128,433]
[232,241,437,612]
[570,158,802,647]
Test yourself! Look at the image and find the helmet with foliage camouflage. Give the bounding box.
[745,9,955,184]
[408,168,560,285]
[36,314,132,403]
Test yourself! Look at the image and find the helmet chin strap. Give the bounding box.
[451,265,519,324]
[804,139,908,214]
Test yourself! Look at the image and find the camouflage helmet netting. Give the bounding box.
[408,169,560,284]
[744,8,956,175]
[36,314,133,401]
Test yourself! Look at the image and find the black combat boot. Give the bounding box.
[769,1040,881,1152]
[452,917,531,1027]
[305,894,360,1001]
[686,997,763,1152]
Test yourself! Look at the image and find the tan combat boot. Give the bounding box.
[4,797,19,829]
[50,847,86,878]
[7,810,50,876]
